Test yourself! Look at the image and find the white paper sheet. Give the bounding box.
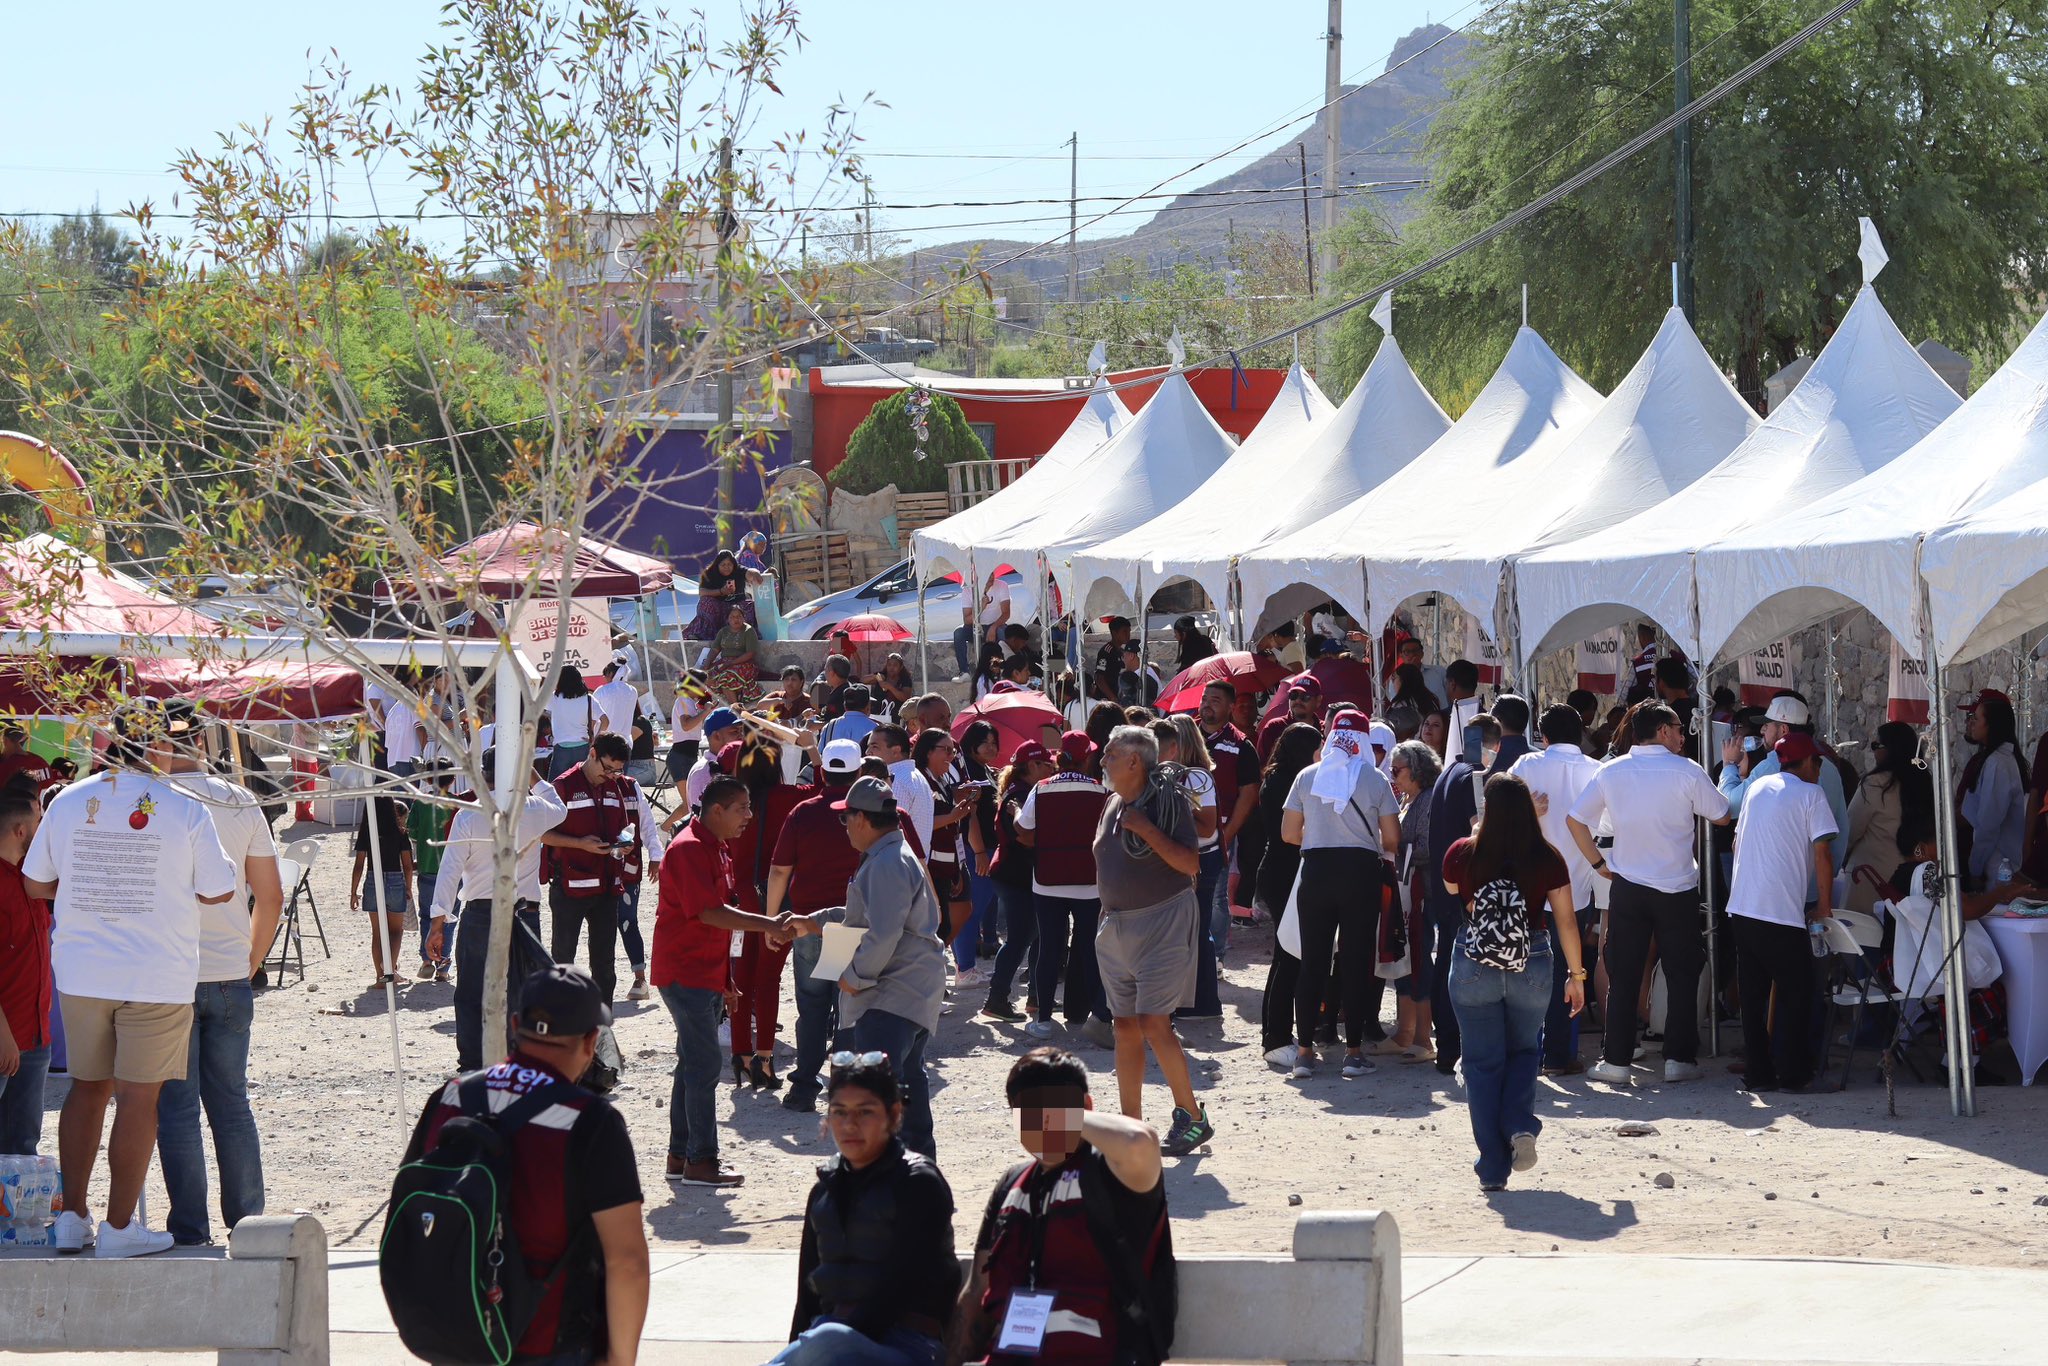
[809,923,867,982]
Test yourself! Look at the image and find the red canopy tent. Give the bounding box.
[381,522,675,601]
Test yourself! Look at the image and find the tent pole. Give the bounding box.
[1697,660,1718,1059]
[1135,566,1147,688]
[1924,643,1976,1117]
[360,733,407,1134]
[916,578,929,693]
[1823,616,1838,741]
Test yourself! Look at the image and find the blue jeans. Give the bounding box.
[952,626,975,675]
[849,1008,934,1161]
[1031,893,1105,1026]
[1209,841,1234,959]
[658,983,724,1164]
[983,881,1039,1011]
[0,1044,51,1155]
[1182,846,1225,1016]
[617,886,647,974]
[952,869,996,971]
[454,900,544,1071]
[787,933,837,1102]
[416,873,443,964]
[771,1321,944,1366]
[548,741,589,779]
[1449,938,1553,1186]
[156,979,264,1244]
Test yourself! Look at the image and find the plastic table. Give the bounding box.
[1984,915,2048,1086]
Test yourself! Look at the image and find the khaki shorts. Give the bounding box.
[59,995,193,1084]
[1095,889,1200,1019]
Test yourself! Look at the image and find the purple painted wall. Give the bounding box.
[594,424,792,570]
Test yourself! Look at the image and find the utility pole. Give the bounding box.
[863,179,877,262]
[1295,143,1316,295]
[714,135,736,544]
[1320,1,1342,293]
[1673,0,1696,322]
[1067,131,1079,306]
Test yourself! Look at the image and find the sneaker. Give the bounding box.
[1078,1017,1116,1049]
[1632,1044,1647,1061]
[1161,1104,1215,1157]
[1510,1132,1538,1172]
[1264,1045,1297,1070]
[627,978,650,1002]
[1586,1059,1634,1085]
[781,1085,819,1114]
[980,999,1026,1024]
[1024,1019,1056,1039]
[1663,1060,1704,1083]
[1340,1054,1374,1079]
[53,1210,93,1254]
[668,1156,744,1188]
[95,1219,174,1259]
[953,966,989,989]
[1291,1049,1317,1080]
[414,961,436,980]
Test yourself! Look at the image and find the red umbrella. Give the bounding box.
[952,689,1065,764]
[1156,651,1291,714]
[1259,657,1379,723]
[834,612,912,643]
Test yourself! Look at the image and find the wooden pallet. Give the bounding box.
[894,492,954,540]
[777,531,854,594]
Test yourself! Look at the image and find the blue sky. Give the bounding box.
[3,0,1458,252]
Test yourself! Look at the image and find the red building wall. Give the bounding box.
[807,366,1288,478]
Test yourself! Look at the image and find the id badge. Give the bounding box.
[996,1290,1057,1354]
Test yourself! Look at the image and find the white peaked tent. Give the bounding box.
[911,375,1131,588]
[1215,337,1457,630]
[1696,305,2048,665]
[1064,361,1355,624]
[974,369,1240,610]
[1514,287,1960,664]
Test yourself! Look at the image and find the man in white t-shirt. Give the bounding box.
[365,674,428,778]
[24,703,238,1259]
[157,711,284,1246]
[1726,733,1838,1095]
[589,660,640,745]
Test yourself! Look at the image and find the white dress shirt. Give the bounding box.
[1568,747,1729,894]
[888,758,936,854]
[1509,741,1604,909]
[428,780,570,917]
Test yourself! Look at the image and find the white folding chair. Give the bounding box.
[1821,911,1908,1090]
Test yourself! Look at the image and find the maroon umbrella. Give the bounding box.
[952,689,1065,764]
[1156,651,1291,714]
[1259,657,1378,723]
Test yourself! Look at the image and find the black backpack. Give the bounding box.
[1466,876,1533,972]
[380,1075,584,1365]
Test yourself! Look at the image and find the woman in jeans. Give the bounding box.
[1441,773,1587,1190]
[1279,715,1402,1081]
[1162,714,1224,1017]
[978,741,1055,1022]
[1255,722,1324,1067]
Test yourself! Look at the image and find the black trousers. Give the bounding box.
[1734,913,1818,1088]
[1261,946,1301,1052]
[1602,876,1705,1065]
[1429,897,1465,1071]
[551,884,621,1005]
[1294,847,1382,1049]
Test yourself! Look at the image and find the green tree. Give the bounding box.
[832,390,985,494]
[1331,1,2048,406]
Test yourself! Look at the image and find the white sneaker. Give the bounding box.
[1340,1055,1374,1079]
[53,1210,92,1254]
[1664,1060,1703,1083]
[95,1219,174,1259]
[1264,1045,1297,1070]
[952,966,988,988]
[627,979,650,1002]
[1290,1050,1316,1080]
[1511,1132,1538,1172]
[1585,1059,1634,1085]
[1024,1019,1056,1039]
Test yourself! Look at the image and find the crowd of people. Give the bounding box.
[6,586,2044,1363]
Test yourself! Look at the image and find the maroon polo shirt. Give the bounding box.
[771,791,863,914]
[0,859,52,1051]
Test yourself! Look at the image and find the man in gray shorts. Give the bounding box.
[1094,725,1215,1157]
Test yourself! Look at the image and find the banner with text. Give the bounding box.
[1888,636,1930,724]
[1575,628,1622,694]
[1737,638,1795,706]
[510,596,612,686]
[1461,616,1506,686]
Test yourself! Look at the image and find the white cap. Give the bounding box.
[1763,695,1810,726]
[821,738,863,774]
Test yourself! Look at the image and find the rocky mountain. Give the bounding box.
[914,23,1471,288]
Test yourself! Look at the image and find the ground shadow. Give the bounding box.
[1483,1191,1640,1240]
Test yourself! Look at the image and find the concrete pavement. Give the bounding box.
[18,1245,2044,1363]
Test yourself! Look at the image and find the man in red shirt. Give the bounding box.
[649,774,787,1187]
[0,785,51,1154]
[0,726,54,794]
[1255,674,1325,764]
[766,740,864,1113]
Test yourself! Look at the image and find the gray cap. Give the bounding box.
[830,774,897,815]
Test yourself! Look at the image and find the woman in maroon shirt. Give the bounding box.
[1441,774,1587,1191]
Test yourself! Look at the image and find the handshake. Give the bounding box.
[767,910,824,948]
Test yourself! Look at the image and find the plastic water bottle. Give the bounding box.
[0,1155,19,1222]
[1809,920,1830,959]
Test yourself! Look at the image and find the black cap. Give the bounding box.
[516,964,612,1037]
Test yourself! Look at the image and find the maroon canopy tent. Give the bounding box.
[379,522,675,602]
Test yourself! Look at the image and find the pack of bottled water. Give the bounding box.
[0,1154,58,1246]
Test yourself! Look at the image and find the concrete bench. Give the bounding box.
[2,1214,329,1364]
[1168,1209,1403,1365]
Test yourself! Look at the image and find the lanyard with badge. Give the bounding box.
[996,1167,1059,1354]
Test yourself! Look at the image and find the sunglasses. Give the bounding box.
[829,1050,889,1071]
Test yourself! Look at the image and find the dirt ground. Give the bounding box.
[51,820,2048,1264]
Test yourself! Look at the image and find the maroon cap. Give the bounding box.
[1058,730,1096,765]
[716,739,742,772]
[1773,732,1821,767]
[1012,740,1053,768]
[1289,673,1323,697]
[1958,688,2011,712]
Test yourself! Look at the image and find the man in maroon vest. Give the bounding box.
[955,1047,1171,1366]
[548,733,637,1005]
[1015,733,1112,1048]
[403,964,649,1363]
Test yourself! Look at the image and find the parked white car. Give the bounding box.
[782,560,1035,640]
